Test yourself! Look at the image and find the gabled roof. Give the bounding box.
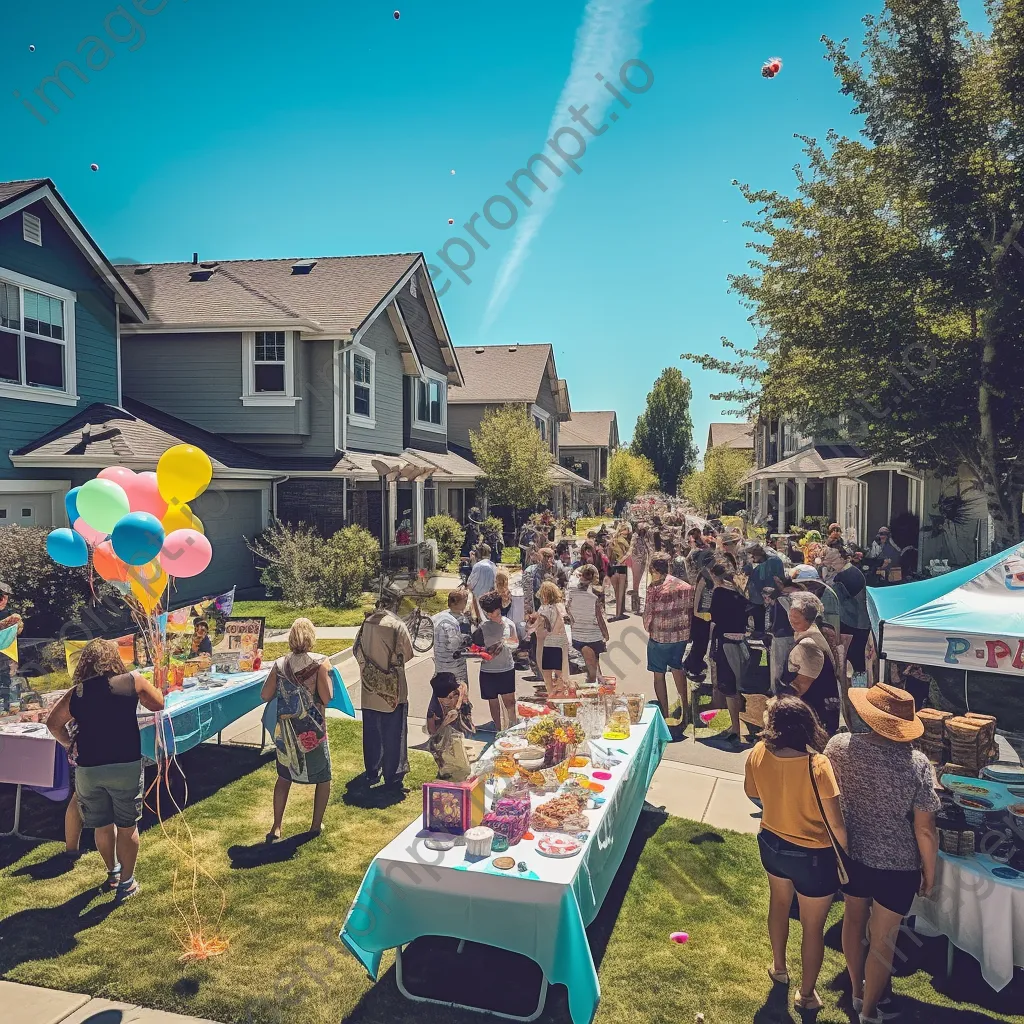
[744,446,864,483]
[0,179,147,322]
[11,398,275,474]
[117,253,419,336]
[708,421,754,450]
[449,343,566,413]
[549,463,591,487]
[560,411,618,449]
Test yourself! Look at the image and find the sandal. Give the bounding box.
[265,831,281,844]
[794,989,823,1012]
[768,967,790,985]
[115,876,140,901]
[100,864,122,893]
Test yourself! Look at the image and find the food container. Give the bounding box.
[577,698,607,740]
[954,793,998,827]
[548,698,581,719]
[423,777,487,835]
[603,696,632,741]
[495,735,528,755]
[598,675,617,696]
[483,790,532,846]
[624,693,645,725]
[982,763,1024,786]
[464,826,495,859]
[1009,803,1024,832]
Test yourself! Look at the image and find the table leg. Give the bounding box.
[0,783,56,842]
[395,945,549,1022]
[217,731,222,745]
[946,937,955,980]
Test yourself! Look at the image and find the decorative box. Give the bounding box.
[422,777,486,835]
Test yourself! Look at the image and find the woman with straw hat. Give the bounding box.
[826,684,940,1024]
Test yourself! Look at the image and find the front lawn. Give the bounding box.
[1,719,1019,1024]
[233,600,373,628]
[262,639,353,662]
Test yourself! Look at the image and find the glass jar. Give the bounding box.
[603,696,632,741]
[625,693,645,725]
[577,697,607,740]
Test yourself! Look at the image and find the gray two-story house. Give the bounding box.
[447,343,585,516]
[558,411,619,511]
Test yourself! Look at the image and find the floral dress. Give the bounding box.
[273,653,332,784]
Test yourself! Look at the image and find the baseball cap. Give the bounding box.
[788,564,821,582]
[0,581,11,596]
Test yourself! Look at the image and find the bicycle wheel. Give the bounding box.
[409,609,435,653]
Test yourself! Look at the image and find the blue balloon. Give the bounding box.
[46,527,89,568]
[111,511,165,566]
[64,486,81,525]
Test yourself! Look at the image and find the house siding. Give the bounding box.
[121,331,341,456]
[348,314,404,455]
[404,375,449,454]
[447,401,505,453]
[181,487,265,600]
[396,278,449,375]
[0,198,120,478]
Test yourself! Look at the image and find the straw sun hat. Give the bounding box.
[848,683,924,743]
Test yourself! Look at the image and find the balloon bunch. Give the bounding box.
[46,445,214,615]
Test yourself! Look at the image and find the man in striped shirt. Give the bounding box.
[433,590,470,686]
[643,557,694,720]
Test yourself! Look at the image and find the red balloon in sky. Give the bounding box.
[90,163,99,171]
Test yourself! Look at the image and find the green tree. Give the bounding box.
[604,450,658,503]
[470,405,553,524]
[684,1,1024,545]
[630,368,697,493]
[681,444,753,515]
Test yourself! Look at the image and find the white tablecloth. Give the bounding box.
[912,852,1024,991]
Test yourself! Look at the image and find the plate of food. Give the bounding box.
[496,736,529,754]
[535,833,583,858]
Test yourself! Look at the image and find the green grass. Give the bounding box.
[262,639,353,662]
[233,600,374,628]
[2,719,1019,1024]
[24,669,72,695]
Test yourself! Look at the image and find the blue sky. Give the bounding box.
[2,0,988,450]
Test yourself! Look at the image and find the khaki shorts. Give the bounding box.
[76,760,145,829]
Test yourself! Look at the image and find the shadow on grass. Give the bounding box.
[0,886,118,974]
[337,806,668,1024]
[0,742,272,868]
[228,831,320,869]
[340,774,409,810]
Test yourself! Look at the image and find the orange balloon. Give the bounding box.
[128,559,167,613]
[93,540,131,583]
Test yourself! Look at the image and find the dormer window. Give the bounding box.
[0,269,78,406]
[414,368,446,432]
[241,330,298,406]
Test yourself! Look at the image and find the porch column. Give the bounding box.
[388,479,398,544]
[413,476,426,544]
[774,477,789,531]
[796,477,807,525]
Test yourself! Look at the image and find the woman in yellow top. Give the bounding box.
[744,697,848,1013]
[606,525,631,621]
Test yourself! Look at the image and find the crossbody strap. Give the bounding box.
[807,753,849,883]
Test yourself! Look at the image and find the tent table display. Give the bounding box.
[340,708,671,1024]
[912,851,1024,992]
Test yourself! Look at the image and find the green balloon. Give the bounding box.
[77,477,130,535]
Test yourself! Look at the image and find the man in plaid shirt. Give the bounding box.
[643,557,694,720]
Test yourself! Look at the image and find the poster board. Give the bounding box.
[217,617,265,657]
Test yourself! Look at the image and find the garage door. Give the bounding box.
[183,488,265,602]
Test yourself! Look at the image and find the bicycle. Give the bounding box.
[376,565,436,654]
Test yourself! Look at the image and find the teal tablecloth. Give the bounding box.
[141,667,355,761]
[339,707,670,1024]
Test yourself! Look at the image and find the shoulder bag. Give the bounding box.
[808,753,849,885]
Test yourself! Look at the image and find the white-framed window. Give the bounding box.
[0,268,77,406]
[349,344,376,427]
[531,404,550,443]
[414,368,446,431]
[241,330,297,406]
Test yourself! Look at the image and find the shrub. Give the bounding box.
[501,546,522,566]
[316,525,380,608]
[481,514,506,542]
[0,525,114,633]
[425,514,465,565]
[248,520,379,608]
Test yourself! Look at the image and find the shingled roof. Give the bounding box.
[0,179,48,206]
[11,398,275,473]
[560,411,617,449]
[707,422,754,451]
[116,253,421,336]
[449,343,560,406]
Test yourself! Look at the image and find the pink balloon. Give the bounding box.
[98,466,137,489]
[73,516,107,546]
[159,528,212,578]
[670,932,689,945]
[699,710,718,725]
[124,471,168,519]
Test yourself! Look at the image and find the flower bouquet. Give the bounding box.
[528,715,585,768]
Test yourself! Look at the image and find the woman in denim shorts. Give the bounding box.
[47,639,165,901]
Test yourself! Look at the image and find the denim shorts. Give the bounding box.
[758,828,840,898]
[76,760,145,829]
[647,639,688,674]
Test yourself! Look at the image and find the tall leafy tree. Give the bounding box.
[604,450,658,503]
[470,405,553,524]
[685,0,1024,546]
[631,368,697,493]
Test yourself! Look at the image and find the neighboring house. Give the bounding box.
[743,416,990,566]
[11,399,279,601]
[447,343,586,513]
[558,410,619,510]
[116,253,478,550]
[0,179,147,525]
[706,421,754,454]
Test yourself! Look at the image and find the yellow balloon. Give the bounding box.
[157,444,212,505]
[129,559,167,614]
[161,502,205,535]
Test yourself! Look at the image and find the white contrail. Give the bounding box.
[482,0,653,329]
